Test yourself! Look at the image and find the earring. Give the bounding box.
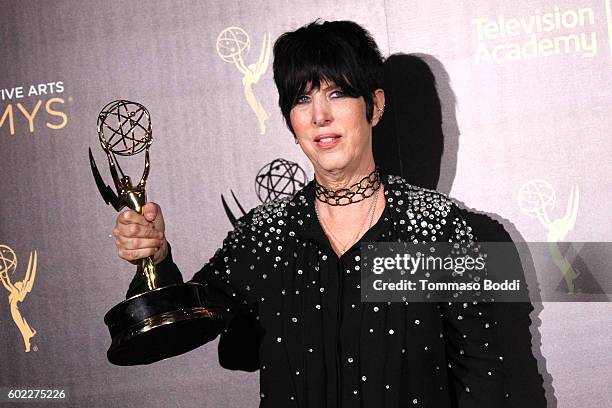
[377,104,385,119]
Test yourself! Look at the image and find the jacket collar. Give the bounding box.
[290,173,411,242]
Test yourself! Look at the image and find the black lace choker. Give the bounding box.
[314,168,382,206]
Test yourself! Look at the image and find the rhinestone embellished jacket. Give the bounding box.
[129,174,512,408]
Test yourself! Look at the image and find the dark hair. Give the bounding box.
[273,20,384,134]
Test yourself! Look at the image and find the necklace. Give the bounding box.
[315,168,381,206]
[315,186,381,255]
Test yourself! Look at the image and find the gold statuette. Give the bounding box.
[89,100,223,365]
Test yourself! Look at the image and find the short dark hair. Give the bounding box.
[273,20,384,134]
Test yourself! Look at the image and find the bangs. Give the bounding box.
[273,20,384,134]
[284,40,363,105]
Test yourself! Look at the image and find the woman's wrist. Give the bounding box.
[153,240,169,265]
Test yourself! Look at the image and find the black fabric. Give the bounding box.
[459,210,547,408]
[127,175,545,407]
[218,303,263,372]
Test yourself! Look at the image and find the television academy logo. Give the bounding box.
[0,244,38,352]
[216,27,272,135]
[470,3,612,64]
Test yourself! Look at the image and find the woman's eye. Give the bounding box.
[295,95,310,104]
[330,89,345,98]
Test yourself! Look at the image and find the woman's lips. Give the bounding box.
[315,134,341,148]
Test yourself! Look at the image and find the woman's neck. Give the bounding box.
[314,157,376,191]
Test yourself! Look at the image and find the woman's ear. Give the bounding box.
[371,89,386,127]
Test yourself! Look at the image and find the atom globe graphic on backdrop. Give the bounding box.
[518,179,556,217]
[255,158,307,202]
[0,245,17,280]
[222,158,307,227]
[216,27,251,63]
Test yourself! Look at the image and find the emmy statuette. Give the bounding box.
[89,100,223,365]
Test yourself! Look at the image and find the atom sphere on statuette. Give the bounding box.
[97,100,152,157]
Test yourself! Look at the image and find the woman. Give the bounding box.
[115,20,508,407]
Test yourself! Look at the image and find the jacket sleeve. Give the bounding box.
[126,243,184,298]
[125,210,265,371]
[456,208,547,407]
[439,205,507,407]
[189,208,265,371]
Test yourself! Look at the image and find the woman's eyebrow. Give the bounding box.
[319,82,338,92]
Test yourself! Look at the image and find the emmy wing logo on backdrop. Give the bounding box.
[518,179,581,293]
[222,158,307,226]
[0,244,38,352]
[216,27,271,135]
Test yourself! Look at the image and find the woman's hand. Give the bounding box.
[112,202,168,265]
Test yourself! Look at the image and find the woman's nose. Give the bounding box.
[312,99,332,127]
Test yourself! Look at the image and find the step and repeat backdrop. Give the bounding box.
[1,0,611,407]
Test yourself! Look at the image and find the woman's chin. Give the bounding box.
[316,158,353,175]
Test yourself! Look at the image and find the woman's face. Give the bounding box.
[289,81,384,177]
